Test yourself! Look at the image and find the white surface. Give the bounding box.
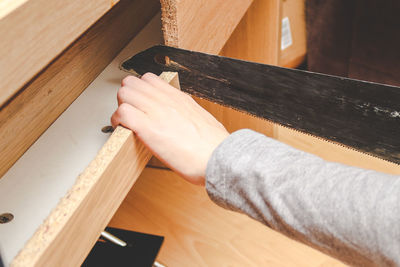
[281,16,292,50]
[0,13,162,265]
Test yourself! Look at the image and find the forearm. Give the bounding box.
[206,129,400,266]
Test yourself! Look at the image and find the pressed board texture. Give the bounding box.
[11,72,179,267]
[110,168,346,266]
[0,0,118,106]
[160,0,253,54]
[0,0,160,179]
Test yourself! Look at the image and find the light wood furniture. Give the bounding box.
[0,0,119,106]
[0,1,161,265]
[110,168,345,266]
[0,0,160,179]
[2,1,398,266]
[160,0,253,54]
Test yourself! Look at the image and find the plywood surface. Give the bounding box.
[109,168,346,266]
[0,0,118,106]
[0,14,163,266]
[160,0,253,54]
[0,0,159,180]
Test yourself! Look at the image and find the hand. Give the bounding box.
[111,73,229,185]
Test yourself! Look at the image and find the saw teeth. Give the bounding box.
[193,95,399,166]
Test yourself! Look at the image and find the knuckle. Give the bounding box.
[141,72,155,81]
[118,103,131,115]
[121,75,137,86]
[117,86,129,102]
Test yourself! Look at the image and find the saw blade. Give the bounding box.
[121,45,400,165]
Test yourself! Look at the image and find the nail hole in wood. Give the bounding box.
[101,126,114,133]
[0,213,14,224]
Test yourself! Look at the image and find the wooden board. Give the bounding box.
[220,0,281,65]
[160,0,253,54]
[278,0,307,68]
[0,0,160,179]
[0,15,164,266]
[12,72,178,267]
[109,168,346,266]
[0,0,120,106]
[203,0,281,136]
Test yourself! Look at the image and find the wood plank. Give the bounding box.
[0,0,160,179]
[220,0,281,65]
[109,168,346,266]
[0,0,118,106]
[10,72,179,266]
[278,0,307,68]
[160,0,253,54]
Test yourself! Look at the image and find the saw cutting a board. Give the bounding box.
[109,43,400,266]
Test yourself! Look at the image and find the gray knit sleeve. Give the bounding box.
[205,129,400,266]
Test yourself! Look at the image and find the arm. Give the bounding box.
[206,129,400,266]
[112,73,400,266]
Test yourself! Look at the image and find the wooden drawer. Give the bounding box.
[0,1,253,266]
[0,1,161,265]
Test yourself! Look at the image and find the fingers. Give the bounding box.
[117,85,153,111]
[111,103,148,133]
[141,72,182,95]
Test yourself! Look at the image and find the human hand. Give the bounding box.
[111,73,229,185]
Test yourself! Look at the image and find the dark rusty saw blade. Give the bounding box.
[121,45,400,164]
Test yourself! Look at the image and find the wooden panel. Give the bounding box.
[110,168,346,266]
[160,0,253,54]
[220,0,281,65]
[279,0,307,68]
[210,0,281,136]
[0,0,160,179]
[274,126,400,175]
[11,72,178,266]
[0,0,119,106]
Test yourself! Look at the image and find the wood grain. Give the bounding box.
[0,0,160,179]
[216,0,281,136]
[278,0,307,68]
[0,0,119,106]
[109,168,346,266]
[274,125,400,175]
[160,0,253,54]
[11,72,178,267]
[220,0,281,65]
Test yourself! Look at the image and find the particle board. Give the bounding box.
[109,168,346,266]
[0,0,118,106]
[0,0,160,179]
[160,0,253,54]
[0,15,166,266]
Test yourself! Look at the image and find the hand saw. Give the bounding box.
[121,45,400,165]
